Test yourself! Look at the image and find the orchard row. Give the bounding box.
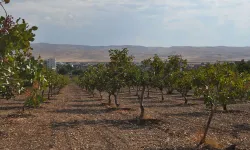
[75,48,250,146]
[76,48,250,112]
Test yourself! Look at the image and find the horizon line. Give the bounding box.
[31,42,250,48]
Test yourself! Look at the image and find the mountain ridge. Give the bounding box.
[31,43,250,62]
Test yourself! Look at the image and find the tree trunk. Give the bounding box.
[108,93,111,105]
[136,86,139,96]
[147,85,150,98]
[99,91,102,100]
[50,86,53,97]
[167,89,173,94]
[198,105,216,147]
[138,85,146,124]
[129,86,131,94]
[183,94,188,104]
[48,87,50,100]
[204,94,207,104]
[42,90,44,98]
[223,104,228,112]
[114,93,119,107]
[161,89,164,101]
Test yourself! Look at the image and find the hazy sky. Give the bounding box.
[2,0,250,46]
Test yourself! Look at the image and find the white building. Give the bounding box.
[46,58,56,70]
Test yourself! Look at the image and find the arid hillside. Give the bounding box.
[31,43,250,62]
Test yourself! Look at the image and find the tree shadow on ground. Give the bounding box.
[216,109,247,114]
[233,123,250,131]
[71,103,136,111]
[72,99,102,103]
[188,97,205,101]
[70,103,104,108]
[145,103,199,108]
[86,96,98,98]
[46,97,57,100]
[12,99,25,102]
[144,96,159,99]
[231,123,250,138]
[0,106,23,111]
[74,94,91,97]
[106,107,136,111]
[144,145,222,150]
[52,107,136,115]
[166,111,208,117]
[51,118,163,131]
[52,108,116,115]
[143,100,168,104]
[119,92,134,96]
[6,112,34,118]
[169,94,191,98]
[144,147,194,150]
[0,102,23,105]
[122,97,138,100]
[121,98,140,103]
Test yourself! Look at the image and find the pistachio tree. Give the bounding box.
[107,48,134,107]
[164,55,187,94]
[95,64,108,99]
[150,55,165,100]
[137,64,151,123]
[173,69,192,104]
[80,66,97,97]
[141,58,153,97]
[193,62,249,146]
[0,1,51,108]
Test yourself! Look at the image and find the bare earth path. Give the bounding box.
[1,83,250,150]
[0,84,170,150]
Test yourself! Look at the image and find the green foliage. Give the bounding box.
[0,15,38,99]
[235,59,250,73]
[81,64,108,96]
[164,55,187,94]
[165,55,187,72]
[72,69,83,76]
[58,67,68,75]
[151,55,165,91]
[76,48,134,106]
[174,70,193,104]
[0,10,48,105]
[0,2,69,107]
[192,62,249,110]
[107,48,134,94]
[130,64,142,88]
[46,69,69,92]
[57,63,74,75]
[139,65,150,87]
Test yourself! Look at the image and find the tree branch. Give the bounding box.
[0,2,8,17]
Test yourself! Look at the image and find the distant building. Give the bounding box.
[45,58,56,70]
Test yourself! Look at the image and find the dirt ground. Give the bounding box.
[0,83,250,150]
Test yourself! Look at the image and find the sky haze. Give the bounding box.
[2,0,250,47]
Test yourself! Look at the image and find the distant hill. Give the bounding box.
[31,43,250,62]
